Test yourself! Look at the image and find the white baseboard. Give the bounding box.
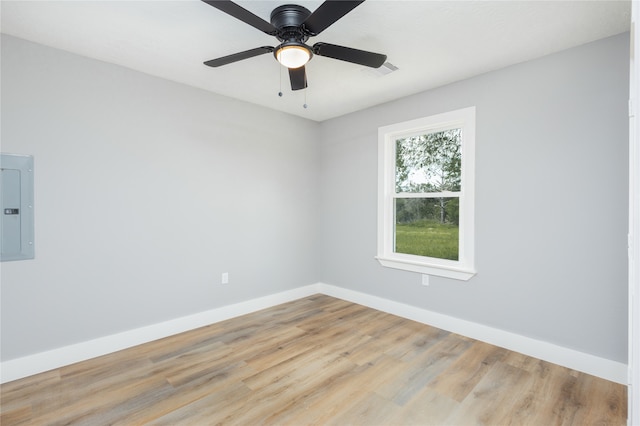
[316,283,628,385]
[0,284,322,383]
[1,282,627,385]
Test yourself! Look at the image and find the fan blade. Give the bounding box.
[303,1,364,36]
[201,0,277,35]
[289,66,307,91]
[204,46,274,67]
[313,42,386,68]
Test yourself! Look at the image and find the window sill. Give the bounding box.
[375,256,476,281]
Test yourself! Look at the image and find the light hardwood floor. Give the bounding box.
[0,295,627,425]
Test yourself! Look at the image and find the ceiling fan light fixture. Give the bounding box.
[202,1,387,90]
[275,43,311,69]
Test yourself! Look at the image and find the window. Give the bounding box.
[377,107,476,280]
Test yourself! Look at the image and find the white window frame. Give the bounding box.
[376,106,476,281]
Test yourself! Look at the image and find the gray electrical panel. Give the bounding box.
[1,153,34,261]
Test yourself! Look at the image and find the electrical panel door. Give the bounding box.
[1,154,34,261]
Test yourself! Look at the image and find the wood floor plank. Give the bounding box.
[148,381,253,426]
[444,360,535,425]
[506,362,582,426]
[390,385,461,426]
[294,302,370,334]
[0,369,60,417]
[380,319,441,359]
[556,372,627,426]
[29,371,173,425]
[0,295,627,425]
[227,354,358,424]
[426,339,508,402]
[375,332,473,405]
[326,391,402,426]
[223,325,308,364]
[284,354,407,425]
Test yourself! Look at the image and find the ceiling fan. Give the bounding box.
[201,0,387,91]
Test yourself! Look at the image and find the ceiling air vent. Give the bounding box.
[364,61,398,77]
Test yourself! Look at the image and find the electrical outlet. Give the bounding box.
[221,272,229,284]
[421,274,430,286]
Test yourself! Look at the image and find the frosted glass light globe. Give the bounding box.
[276,45,311,69]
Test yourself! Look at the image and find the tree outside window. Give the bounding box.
[394,129,462,260]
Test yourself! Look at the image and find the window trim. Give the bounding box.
[376,107,476,281]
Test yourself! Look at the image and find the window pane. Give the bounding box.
[394,197,459,260]
[395,129,461,193]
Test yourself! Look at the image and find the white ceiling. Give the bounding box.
[0,0,631,122]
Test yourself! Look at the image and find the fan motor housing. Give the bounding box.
[270,5,312,41]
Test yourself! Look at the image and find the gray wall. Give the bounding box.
[0,35,320,361]
[318,33,629,363]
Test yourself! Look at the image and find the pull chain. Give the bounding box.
[276,64,309,110]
